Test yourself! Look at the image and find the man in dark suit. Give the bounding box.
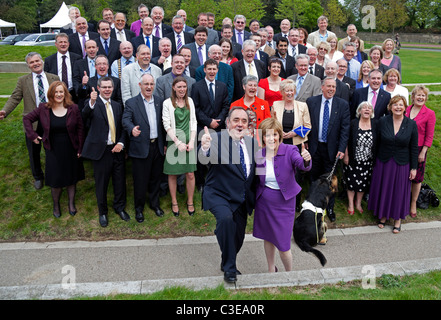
[336,59,356,99]
[351,69,391,119]
[111,12,136,42]
[76,55,122,110]
[220,24,242,56]
[324,61,350,102]
[273,19,291,43]
[72,39,99,103]
[1,52,59,190]
[150,6,173,38]
[130,17,161,58]
[231,40,266,101]
[195,45,235,103]
[164,15,194,55]
[82,77,128,227]
[306,78,350,222]
[307,47,325,80]
[287,28,307,59]
[231,15,250,45]
[44,33,82,101]
[68,17,99,58]
[151,37,173,72]
[273,37,296,78]
[95,20,121,67]
[60,6,95,35]
[235,34,269,74]
[190,12,219,46]
[199,107,258,283]
[192,59,230,190]
[122,74,166,221]
[183,26,210,69]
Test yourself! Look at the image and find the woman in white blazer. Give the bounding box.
[162,76,197,216]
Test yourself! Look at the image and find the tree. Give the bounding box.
[180,0,218,28]
[2,0,38,32]
[323,0,348,28]
[217,0,266,29]
[369,0,408,33]
[274,0,322,31]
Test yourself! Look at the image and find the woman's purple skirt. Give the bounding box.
[368,158,411,220]
[253,187,296,252]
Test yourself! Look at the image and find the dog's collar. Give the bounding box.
[300,200,325,215]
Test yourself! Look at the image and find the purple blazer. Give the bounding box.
[23,103,84,153]
[255,143,311,201]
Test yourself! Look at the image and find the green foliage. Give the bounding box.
[274,0,323,31]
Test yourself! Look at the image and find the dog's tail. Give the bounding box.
[296,240,327,266]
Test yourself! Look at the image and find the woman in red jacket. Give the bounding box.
[23,81,84,218]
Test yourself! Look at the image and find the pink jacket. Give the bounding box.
[405,104,436,148]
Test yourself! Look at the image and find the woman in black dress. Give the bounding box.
[23,81,85,218]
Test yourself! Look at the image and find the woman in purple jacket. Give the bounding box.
[253,118,312,272]
[23,81,84,218]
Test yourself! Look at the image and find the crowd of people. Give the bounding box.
[0,5,437,282]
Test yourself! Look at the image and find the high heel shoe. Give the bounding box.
[69,206,77,216]
[171,203,180,217]
[187,203,195,216]
[347,209,354,215]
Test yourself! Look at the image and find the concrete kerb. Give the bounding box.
[1,257,441,300]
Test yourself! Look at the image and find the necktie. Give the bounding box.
[209,82,214,103]
[177,34,182,51]
[105,102,116,144]
[155,25,160,38]
[198,46,204,65]
[125,59,132,66]
[61,55,68,87]
[322,100,329,143]
[371,90,377,109]
[292,46,296,58]
[37,74,46,104]
[145,36,150,49]
[295,76,303,98]
[267,41,272,48]
[237,32,243,45]
[309,66,314,74]
[346,60,350,77]
[104,40,109,55]
[90,59,95,77]
[239,141,247,177]
[118,31,125,42]
[82,34,87,58]
[248,62,255,76]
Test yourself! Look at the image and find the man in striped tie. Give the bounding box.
[164,15,194,55]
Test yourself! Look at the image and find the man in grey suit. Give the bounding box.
[189,13,219,46]
[0,53,59,189]
[122,74,166,221]
[121,44,162,105]
[154,54,196,100]
[288,54,322,102]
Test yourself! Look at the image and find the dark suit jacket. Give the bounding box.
[122,93,166,158]
[164,31,194,55]
[311,63,325,80]
[231,59,266,102]
[306,95,350,160]
[376,115,418,168]
[72,57,93,98]
[191,79,230,132]
[231,29,250,44]
[163,65,196,78]
[95,37,122,66]
[199,130,258,215]
[351,87,391,119]
[81,97,126,161]
[195,62,235,103]
[235,50,269,76]
[273,52,295,78]
[61,23,95,34]
[23,103,84,153]
[130,34,161,58]
[183,42,210,69]
[68,32,99,57]
[77,76,122,110]
[335,79,350,102]
[340,75,356,98]
[44,51,82,100]
[154,23,173,37]
[110,28,136,42]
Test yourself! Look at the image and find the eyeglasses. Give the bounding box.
[235,21,245,24]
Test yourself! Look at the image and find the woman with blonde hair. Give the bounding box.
[356,60,375,89]
[381,38,402,75]
[384,68,408,104]
[316,41,331,67]
[326,35,343,62]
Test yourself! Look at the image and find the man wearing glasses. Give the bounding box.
[232,15,250,45]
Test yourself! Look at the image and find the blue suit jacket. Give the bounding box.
[194,62,234,103]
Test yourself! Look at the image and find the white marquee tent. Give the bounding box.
[0,18,17,39]
[39,2,71,32]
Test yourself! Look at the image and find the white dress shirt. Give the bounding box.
[32,72,49,107]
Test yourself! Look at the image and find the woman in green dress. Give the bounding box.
[162,76,197,216]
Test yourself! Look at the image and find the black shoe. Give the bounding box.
[135,211,144,223]
[53,210,61,218]
[99,214,108,227]
[171,203,180,217]
[34,179,43,190]
[151,206,164,217]
[327,208,336,222]
[116,210,130,221]
[187,202,195,216]
[220,264,241,275]
[224,272,237,283]
[69,209,77,216]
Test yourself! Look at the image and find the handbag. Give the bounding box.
[417,184,439,209]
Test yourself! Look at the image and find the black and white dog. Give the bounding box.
[293,174,338,266]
